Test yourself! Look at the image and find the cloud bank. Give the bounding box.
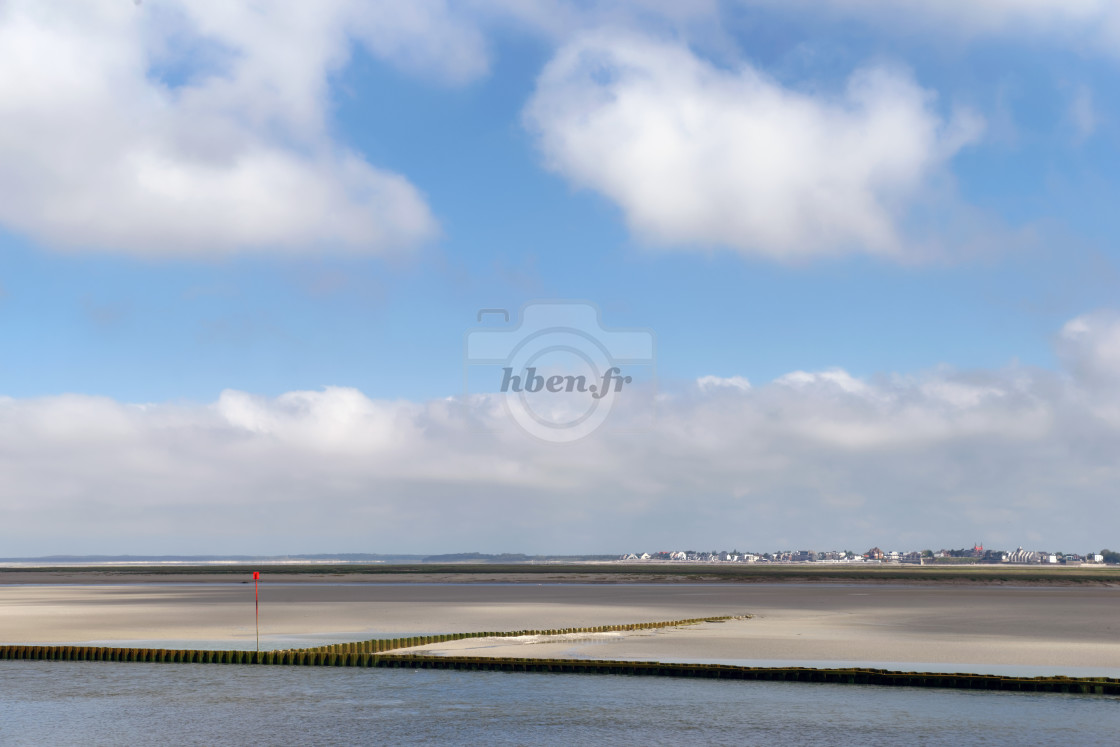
[2,312,1118,555]
[525,33,983,261]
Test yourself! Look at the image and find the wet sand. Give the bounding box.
[2,580,1118,673]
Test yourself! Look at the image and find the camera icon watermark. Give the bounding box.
[464,301,656,443]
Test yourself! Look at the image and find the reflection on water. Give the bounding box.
[1,661,1118,746]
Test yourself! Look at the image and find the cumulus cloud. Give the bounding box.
[1058,311,1120,392]
[524,33,983,261]
[2,312,1120,555]
[0,0,462,255]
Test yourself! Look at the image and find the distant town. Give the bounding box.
[4,548,1120,568]
[619,545,1120,565]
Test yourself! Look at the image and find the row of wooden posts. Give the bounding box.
[305,616,739,654]
[3,612,1120,695]
[2,643,1118,695]
[0,616,734,667]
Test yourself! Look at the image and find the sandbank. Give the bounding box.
[2,579,1118,676]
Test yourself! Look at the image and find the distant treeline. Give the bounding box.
[0,553,617,565]
[0,553,424,564]
[420,553,617,563]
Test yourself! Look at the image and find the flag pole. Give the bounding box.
[253,571,260,654]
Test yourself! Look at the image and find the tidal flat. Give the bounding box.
[2,568,1118,677]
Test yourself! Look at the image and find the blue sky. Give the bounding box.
[1,1,1120,556]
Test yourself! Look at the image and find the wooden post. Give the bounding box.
[253,571,260,653]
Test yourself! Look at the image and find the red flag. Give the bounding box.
[253,571,259,580]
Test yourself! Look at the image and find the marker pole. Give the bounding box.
[253,571,260,653]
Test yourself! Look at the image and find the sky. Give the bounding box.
[2,0,1120,556]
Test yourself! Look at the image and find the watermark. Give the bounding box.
[464,301,656,443]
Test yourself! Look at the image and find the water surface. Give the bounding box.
[1,661,1117,746]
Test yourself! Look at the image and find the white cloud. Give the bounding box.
[2,312,1120,555]
[776,369,872,397]
[524,32,983,261]
[697,375,751,392]
[0,0,466,256]
[1059,311,1120,389]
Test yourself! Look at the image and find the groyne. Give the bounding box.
[3,616,1117,696]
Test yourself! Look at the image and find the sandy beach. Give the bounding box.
[3,575,1119,675]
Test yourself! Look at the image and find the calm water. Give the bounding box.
[1,661,1117,746]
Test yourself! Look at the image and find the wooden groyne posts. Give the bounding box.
[2,615,1118,696]
[0,616,735,665]
[303,615,740,654]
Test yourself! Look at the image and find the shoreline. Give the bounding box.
[2,564,1119,587]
